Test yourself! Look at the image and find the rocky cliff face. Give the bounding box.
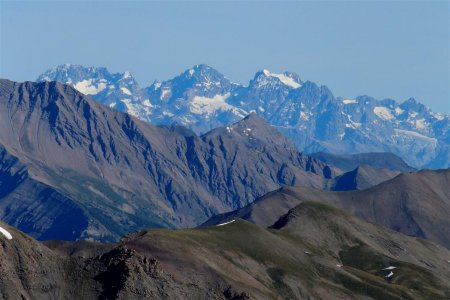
[0,79,331,241]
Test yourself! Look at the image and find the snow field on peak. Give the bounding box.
[190,93,247,117]
[342,99,357,104]
[373,106,394,121]
[262,69,301,89]
[74,79,107,95]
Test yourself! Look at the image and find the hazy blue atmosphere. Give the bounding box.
[1,0,449,113]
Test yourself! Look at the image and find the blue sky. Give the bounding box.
[1,1,449,113]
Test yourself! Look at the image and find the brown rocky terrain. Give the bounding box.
[1,200,449,299]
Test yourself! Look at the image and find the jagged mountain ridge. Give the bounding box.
[0,79,332,241]
[37,64,449,168]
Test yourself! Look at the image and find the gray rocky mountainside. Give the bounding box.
[0,79,334,241]
[204,169,450,249]
[38,64,450,169]
[0,145,87,240]
[1,201,449,300]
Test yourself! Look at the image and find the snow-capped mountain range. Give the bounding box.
[37,64,449,168]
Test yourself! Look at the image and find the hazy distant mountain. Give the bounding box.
[0,79,331,241]
[37,64,145,115]
[310,152,414,173]
[2,201,449,299]
[328,165,401,191]
[204,169,450,249]
[38,64,449,168]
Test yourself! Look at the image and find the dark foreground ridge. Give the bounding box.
[1,200,449,299]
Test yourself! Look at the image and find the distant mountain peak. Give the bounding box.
[400,97,428,113]
[36,64,449,168]
[253,69,302,89]
[192,63,213,71]
[204,112,297,151]
[239,111,266,125]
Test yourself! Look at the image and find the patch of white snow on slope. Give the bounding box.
[373,106,394,121]
[216,219,235,226]
[190,93,236,116]
[0,226,12,240]
[73,79,107,95]
[262,70,301,89]
[120,87,132,96]
[342,99,357,104]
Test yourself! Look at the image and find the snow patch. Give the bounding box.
[161,88,171,100]
[345,115,362,129]
[415,119,426,130]
[73,79,107,95]
[0,226,12,240]
[162,110,174,117]
[394,107,404,115]
[431,112,445,120]
[409,112,418,118]
[300,111,309,121]
[243,128,252,136]
[120,87,132,96]
[153,82,162,89]
[262,69,301,89]
[143,99,153,107]
[122,71,131,79]
[342,99,357,104]
[121,98,139,117]
[190,93,234,115]
[216,219,235,226]
[394,129,437,144]
[373,106,393,121]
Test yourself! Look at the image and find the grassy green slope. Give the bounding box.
[117,202,450,299]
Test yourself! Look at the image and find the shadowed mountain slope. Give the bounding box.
[0,79,331,241]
